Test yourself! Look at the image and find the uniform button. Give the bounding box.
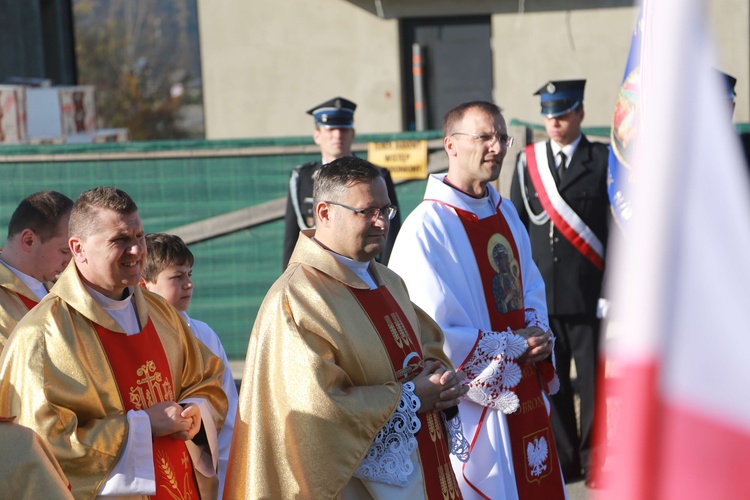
[553,257,559,263]
[554,237,559,243]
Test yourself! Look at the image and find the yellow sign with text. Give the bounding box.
[367,140,428,181]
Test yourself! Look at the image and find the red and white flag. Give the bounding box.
[599,0,750,499]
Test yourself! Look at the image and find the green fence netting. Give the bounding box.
[0,132,440,360]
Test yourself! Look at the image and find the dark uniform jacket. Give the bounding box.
[282,160,402,268]
[510,136,610,316]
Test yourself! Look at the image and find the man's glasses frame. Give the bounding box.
[451,132,514,148]
[325,201,398,221]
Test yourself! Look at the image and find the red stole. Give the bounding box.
[454,203,565,500]
[95,318,200,500]
[350,285,462,500]
[17,293,38,310]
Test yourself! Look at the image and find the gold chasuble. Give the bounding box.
[225,233,456,499]
[0,421,73,499]
[0,259,44,351]
[0,260,228,500]
[454,204,564,499]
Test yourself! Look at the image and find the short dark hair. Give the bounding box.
[443,101,503,137]
[7,190,73,242]
[69,186,138,240]
[312,156,382,207]
[142,233,194,282]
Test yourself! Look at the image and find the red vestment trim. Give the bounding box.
[454,203,565,500]
[95,318,199,500]
[350,285,462,500]
[17,293,38,311]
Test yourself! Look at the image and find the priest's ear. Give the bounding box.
[17,228,39,253]
[69,236,86,264]
[444,135,459,158]
[314,201,333,227]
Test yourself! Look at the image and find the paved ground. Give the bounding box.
[566,478,590,499]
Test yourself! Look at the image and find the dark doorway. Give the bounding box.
[400,16,493,131]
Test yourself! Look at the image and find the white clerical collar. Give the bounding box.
[550,134,583,161]
[313,238,378,289]
[1,259,47,300]
[85,284,141,334]
[442,180,498,219]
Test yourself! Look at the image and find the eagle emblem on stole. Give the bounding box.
[526,436,549,477]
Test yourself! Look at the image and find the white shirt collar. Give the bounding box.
[550,134,583,163]
[85,284,141,334]
[1,259,48,300]
[315,242,378,289]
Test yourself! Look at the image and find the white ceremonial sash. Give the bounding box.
[525,142,605,270]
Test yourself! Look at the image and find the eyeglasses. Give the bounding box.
[451,132,514,148]
[326,201,398,221]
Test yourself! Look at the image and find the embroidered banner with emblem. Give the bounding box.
[96,319,200,500]
[523,142,605,271]
[454,201,564,500]
[350,285,462,500]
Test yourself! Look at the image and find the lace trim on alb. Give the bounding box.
[547,373,560,395]
[462,329,527,414]
[525,308,550,333]
[353,381,421,487]
[443,411,471,463]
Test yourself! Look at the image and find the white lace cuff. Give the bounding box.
[461,329,527,413]
[525,308,550,332]
[524,308,560,395]
[353,382,421,487]
[547,374,561,395]
[443,411,470,463]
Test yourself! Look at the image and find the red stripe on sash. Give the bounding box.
[350,285,462,500]
[95,319,199,500]
[525,144,605,271]
[17,293,38,311]
[455,204,565,500]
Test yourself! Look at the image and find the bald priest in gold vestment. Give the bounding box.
[0,187,228,500]
[224,157,470,499]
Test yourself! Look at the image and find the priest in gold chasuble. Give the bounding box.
[0,187,227,500]
[0,190,73,352]
[225,157,470,499]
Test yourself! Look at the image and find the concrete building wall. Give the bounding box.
[493,7,638,128]
[198,1,750,139]
[197,0,402,139]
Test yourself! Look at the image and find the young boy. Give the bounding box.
[141,233,238,499]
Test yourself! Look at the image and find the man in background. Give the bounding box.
[510,80,610,486]
[0,190,73,349]
[282,96,401,267]
[0,190,75,498]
